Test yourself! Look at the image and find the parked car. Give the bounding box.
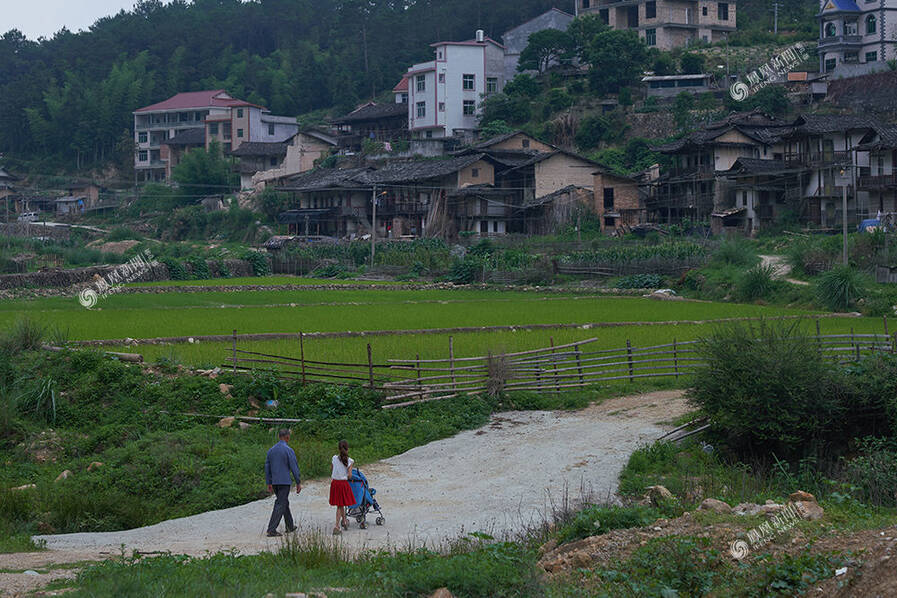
[17,212,39,223]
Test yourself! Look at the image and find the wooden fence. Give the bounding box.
[223,322,897,409]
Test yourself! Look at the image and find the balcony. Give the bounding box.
[858,174,897,190]
[784,151,851,167]
[818,35,863,47]
[377,201,429,216]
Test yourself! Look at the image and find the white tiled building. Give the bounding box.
[817,0,897,77]
[406,31,506,139]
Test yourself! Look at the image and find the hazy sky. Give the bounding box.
[5,1,171,40]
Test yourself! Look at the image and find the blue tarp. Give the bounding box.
[858,219,881,233]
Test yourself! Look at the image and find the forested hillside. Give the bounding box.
[0,0,816,173]
[0,0,562,171]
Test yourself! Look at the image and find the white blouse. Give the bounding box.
[331,455,354,480]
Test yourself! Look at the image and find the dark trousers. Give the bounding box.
[266,484,294,533]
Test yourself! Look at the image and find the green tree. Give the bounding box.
[503,74,541,98]
[673,91,695,129]
[172,141,236,198]
[585,30,648,95]
[479,119,515,139]
[518,29,575,74]
[680,52,706,74]
[479,93,531,125]
[648,50,677,75]
[567,14,609,60]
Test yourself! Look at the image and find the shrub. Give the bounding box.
[689,320,848,460]
[712,238,757,267]
[736,263,777,301]
[186,256,210,280]
[815,265,867,311]
[0,318,45,355]
[240,251,272,277]
[160,257,189,280]
[843,437,897,506]
[556,504,667,544]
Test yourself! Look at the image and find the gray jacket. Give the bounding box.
[265,440,301,486]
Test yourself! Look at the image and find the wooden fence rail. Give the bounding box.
[222,322,897,408]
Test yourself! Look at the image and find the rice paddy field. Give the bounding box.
[6,276,890,368]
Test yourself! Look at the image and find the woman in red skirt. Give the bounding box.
[329,439,355,535]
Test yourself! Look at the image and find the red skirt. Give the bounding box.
[329,479,355,506]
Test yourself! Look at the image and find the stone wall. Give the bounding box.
[626,112,677,140]
[0,223,71,241]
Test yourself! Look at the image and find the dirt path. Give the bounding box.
[4,391,688,596]
[759,254,810,286]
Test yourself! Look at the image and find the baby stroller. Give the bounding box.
[346,468,385,529]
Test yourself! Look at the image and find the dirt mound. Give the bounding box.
[91,240,141,254]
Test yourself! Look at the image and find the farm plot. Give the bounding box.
[1,289,814,342]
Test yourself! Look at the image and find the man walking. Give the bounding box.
[265,428,302,537]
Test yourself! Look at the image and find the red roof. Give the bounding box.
[135,90,265,113]
[393,76,409,93]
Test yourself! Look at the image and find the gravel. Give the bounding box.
[33,391,687,557]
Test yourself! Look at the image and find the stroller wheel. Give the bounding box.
[375,517,384,526]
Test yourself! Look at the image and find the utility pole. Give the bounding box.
[841,168,849,266]
[772,1,781,35]
[370,184,377,265]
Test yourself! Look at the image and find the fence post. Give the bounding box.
[449,336,456,392]
[299,332,306,385]
[815,319,821,355]
[367,343,374,389]
[885,316,889,338]
[551,337,560,392]
[673,338,679,379]
[626,339,634,383]
[575,343,584,384]
[232,329,237,373]
[416,353,422,395]
[852,327,859,361]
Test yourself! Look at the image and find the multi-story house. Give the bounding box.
[856,125,897,216]
[577,0,736,49]
[817,0,897,76]
[406,30,505,139]
[133,90,298,183]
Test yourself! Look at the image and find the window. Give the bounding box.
[825,22,837,37]
[438,72,445,83]
[195,111,204,121]
[416,75,426,92]
[866,51,878,63]
[603,188,614,210]
[599,9,608,24]
[522,139,530,148]
[492,220,498,233]
[416,101,426,118]
[717,3,728,20]
[702,6,708,16]
[425,130,433,138]
[480,220,488,233]
[237,128,244,138]
[179,112,189,122]
[645,28,656,46]
[400,93,408,103]
[265,124,273,135]
[582,0,590,8]
[604,216,615,227]
[437,50,443,59]
[237,108,244,118]
[438,102,446,112]
[486,77,498,95]
[463,100,476,115]
[223,123,232,139]
[462,74,475,90]
[138,150,148,162]
[844,51,858,63]
[209,123,219,135]
[646,1,656,18]
[471,168,479,178]
[138,132,147,143]
[866,15,876,34]
[845,19,857,35]
[270,157,278,167]
[825,57,837,72]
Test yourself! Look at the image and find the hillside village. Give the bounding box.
[4,1,897,597]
